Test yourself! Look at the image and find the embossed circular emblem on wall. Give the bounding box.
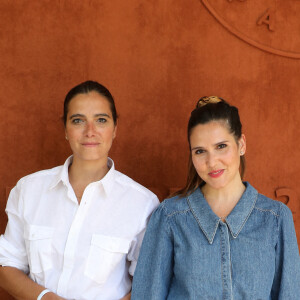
[201,0,300,59]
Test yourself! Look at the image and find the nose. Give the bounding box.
[84,122,96,137]
[206,152,217,168]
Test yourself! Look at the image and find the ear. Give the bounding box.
[239,134,246,156]
[113,124,117,139]
[65,128,68,141]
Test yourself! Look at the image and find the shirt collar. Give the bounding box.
[100,157,115,197]
[49,156,73,189]
[187,182,258,244]
[49,156,116,198]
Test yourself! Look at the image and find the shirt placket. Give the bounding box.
[220,222,233,300]
[56,186,94,297]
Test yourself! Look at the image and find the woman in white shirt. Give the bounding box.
[0,81,159,300]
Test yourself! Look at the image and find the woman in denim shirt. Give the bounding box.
[132,97,300,300]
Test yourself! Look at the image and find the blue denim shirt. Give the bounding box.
[131,182,300,300]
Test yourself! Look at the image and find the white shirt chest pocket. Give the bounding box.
[24,225,54,274]
[84,234,131,284]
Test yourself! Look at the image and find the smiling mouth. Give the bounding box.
[208,169,224,178]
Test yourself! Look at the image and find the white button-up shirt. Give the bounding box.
[0,157,159,300]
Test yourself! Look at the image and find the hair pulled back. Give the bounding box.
[176,96,245,197]
[63,80,117,126]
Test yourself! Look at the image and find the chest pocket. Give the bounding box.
[24,225,54,274]
[84,234,131,284]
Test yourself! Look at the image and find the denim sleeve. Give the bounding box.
[131,204,173,300]
[271,203,300,299]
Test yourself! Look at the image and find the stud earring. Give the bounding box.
[65,136,68,140]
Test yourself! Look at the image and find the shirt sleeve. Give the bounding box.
[0,183,29,273]
[131,204,173,300]
[271,203,300,299]
[127,195,159,276]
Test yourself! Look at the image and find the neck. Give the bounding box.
[70,156,109,181]
[68,156,110,203]
[201,176,245,219]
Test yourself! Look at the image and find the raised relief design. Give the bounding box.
[201,0,300,58]
[275,188,299,223]
[257,8,275,31]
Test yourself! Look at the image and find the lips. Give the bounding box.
[208,169,224,178]
[81,142,100,147]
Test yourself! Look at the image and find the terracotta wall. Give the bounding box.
[0,0,299,298]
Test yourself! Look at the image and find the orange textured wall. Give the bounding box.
[0,1,299,298]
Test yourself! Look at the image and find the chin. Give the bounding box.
[205,179,228,190]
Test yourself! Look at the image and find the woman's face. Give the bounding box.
[190,121,246,191]
[65,91,117,163]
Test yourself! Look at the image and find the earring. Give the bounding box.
[65,136,68,140]
[240,151,244,155]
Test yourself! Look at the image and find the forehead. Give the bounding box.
[68,91,111,114]
[190,121,234,144]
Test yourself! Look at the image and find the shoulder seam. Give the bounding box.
[254,206,279,217]
[114,174,156,197]
[159,205,173,237]
[165,209,191,218]
[18,167,61,182]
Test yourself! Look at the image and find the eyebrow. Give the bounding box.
[69,113,111,119]
[191,140,229,151]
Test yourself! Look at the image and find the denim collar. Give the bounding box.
[187,182,258,244]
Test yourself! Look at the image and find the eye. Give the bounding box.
[195,149,205,155]
[217,143,227,149]
[71,118,84,124]
[96,118,107,123]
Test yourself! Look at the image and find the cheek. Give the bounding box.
[192,156,206,172]
[66,128,80,140]
[224,150,240,167]
[103,127,116,140]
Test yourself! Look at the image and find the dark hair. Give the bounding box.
[63,80,117,126]
[175,96,245,197]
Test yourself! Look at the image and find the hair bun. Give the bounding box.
[196,96,223,108]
